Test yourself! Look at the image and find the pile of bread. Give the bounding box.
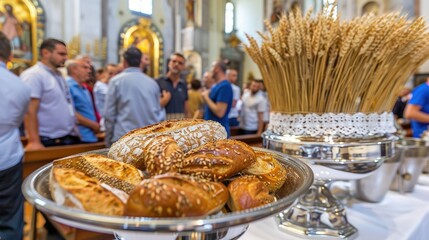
[49,119,289,217]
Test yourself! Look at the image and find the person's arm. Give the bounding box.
[24,98,45,150]
[404,104,429,122]
[75,112,100,133]
[256,111,264,135]
[202,90,228,118]
[184,100,191,118]
[256,96,268,135]
[104,82,118,146]
[160,90,171,107]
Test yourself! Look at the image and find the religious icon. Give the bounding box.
[270,0,284,24]
[121,18,163,78]
[0,0,39,65]
[186,0,195,27]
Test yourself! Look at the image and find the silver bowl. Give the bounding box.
[390,138,429,193]
[262,131,397,239]
[22,147,313,240]
[354,147,402,203]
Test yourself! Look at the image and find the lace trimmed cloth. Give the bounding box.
[268,112,396,137]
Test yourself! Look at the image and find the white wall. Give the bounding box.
[235,0,264,81]
[207,0,226,69]
[418,0,429,73]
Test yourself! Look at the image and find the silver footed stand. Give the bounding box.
[263,131,396,239]
[277,180,357,239]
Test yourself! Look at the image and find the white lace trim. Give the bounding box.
[268,112,396,137]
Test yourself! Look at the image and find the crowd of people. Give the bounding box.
[0,33,271,239]
[8,32,429,240]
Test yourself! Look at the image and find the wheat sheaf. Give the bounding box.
[244,6,429,114]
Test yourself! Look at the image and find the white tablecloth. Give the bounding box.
[242,175,429,240]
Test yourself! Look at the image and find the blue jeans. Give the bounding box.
[0,161,24,240]
[40,135,81,147]
[229,117,239,127]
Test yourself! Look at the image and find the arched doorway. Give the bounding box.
[119,18,164,78]
[362,1,380,15]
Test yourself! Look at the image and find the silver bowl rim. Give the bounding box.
[262,131,398,146]
[22,147,313,232]
[262,131,397,163]
[397,137,429,149]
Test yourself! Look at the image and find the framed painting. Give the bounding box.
[264,0,304,25]
[119,18,164,78]
[0,0,44,68]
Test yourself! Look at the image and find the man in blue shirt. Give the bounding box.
[404,79,429,137]
[66,59,100,143]
[0,32,31,240]
[202,60,233,137]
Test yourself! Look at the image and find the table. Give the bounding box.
[242,174,429,240]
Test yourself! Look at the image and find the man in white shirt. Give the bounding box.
[0,32,30,240]
[21,38,80,150]
[240,79,267,135]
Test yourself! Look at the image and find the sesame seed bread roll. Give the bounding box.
[180,140,257,181]
[107,134,184,176]
[108,119,227,159]
[50,168,125,216]
[125,173,229,217]
[227,175,275,212]
[53,154,144,194]
[242,150,287,192]
[141,135,184,176]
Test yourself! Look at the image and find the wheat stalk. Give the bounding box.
[243,7,429,114]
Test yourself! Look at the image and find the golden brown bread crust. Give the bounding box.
[227,175,275,212]
[142,135,184,176]
[125,173,229,217]
[50,168,125,216]
[242,150,287,192]
[53,154,144,194]
[181,139,256,181]
[126,119,205,136]
[108,119,227,159]
[107,134,184,176]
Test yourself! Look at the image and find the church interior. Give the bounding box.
[7,0,429,88]
[3,0,429,240]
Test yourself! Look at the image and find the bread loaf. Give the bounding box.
[107,134,184,176]
[125,173,229,217]
[50,168,125,216]
[242,150,287,192]
[227,175,275,212]
[180,139,256,181]
[142,135,184,176]
[53,154,144,194]
[108,119,227,161]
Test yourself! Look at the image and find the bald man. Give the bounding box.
[66,59,100,143]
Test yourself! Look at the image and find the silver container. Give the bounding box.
[263,132,396,239]
[390,138,429,193]
[354,148,402,202]
[22,148,313,240]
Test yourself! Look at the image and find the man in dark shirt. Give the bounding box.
[157,53,189,120]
